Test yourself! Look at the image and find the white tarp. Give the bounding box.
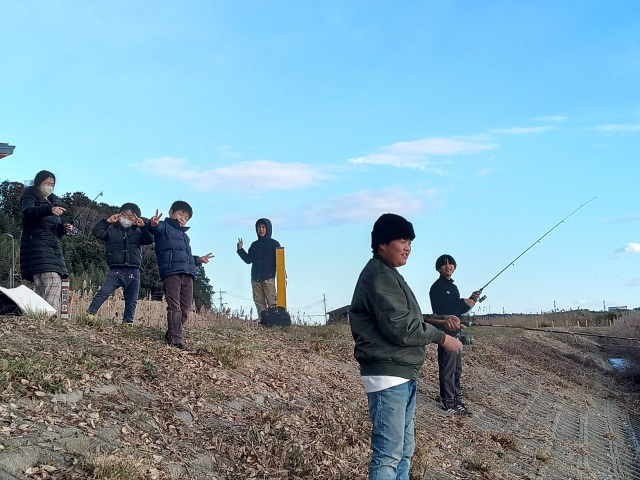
[0,285,57,317]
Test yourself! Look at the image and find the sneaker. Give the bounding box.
[123,319,134,325]
[171,343,184,350]
[86,313,96,320]
[164,332,170,344]
[442,404,458,416]
[456,402,472,416]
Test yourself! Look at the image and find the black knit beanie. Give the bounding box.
[371,213,415,253]
[435,254,457,270]
[33,170,56,187]
[119,202,141,218]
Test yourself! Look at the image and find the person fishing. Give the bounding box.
[425,254,480,416]
[20,170,74,311]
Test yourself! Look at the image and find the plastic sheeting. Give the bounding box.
[0,285,57,317]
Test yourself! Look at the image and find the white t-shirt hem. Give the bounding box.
[361,375,410,393]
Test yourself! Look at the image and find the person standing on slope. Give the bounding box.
[349,213,463,479]
[237,218,281,318]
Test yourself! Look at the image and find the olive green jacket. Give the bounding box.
[349,254,446,380]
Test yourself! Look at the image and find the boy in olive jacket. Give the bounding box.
[349,213,463,480]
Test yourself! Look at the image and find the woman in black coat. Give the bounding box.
[20,170,73,311]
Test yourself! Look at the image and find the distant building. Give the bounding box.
[0,143,16,159]
[326,305,349,324]
[608,306,628,312]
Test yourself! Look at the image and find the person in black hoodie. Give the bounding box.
[20,170,73,311]
[236,218,281,317]
[87,203,154,324]
[426,254,481,415]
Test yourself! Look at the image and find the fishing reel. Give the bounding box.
[477,295,487,303]
[458,333,473,346]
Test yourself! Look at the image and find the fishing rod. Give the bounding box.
[475,196,597,303]
[461,320,640,344]
[68,191,103,235]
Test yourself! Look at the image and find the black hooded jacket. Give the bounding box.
[92,218,154,269]
[19,186,69,281]
[237,218,281,282]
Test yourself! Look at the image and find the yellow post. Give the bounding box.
[276,247,286,308]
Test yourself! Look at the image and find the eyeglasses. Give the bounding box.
[42,181,55,187]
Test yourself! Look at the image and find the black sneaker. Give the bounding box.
[123,319,134,325]
[456,402,472,416]
[442,404,458,416]
[171,343,184,350]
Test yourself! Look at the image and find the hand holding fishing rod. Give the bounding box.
[67,191,104,235]
[475,196,597,303]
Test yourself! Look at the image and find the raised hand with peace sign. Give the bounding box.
[150,209,163,228]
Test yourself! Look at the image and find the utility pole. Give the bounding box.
[4,233,15,288]
[218,289,226,311]
[323,294,327,323]
[553,300,556,313]
[603,300,606,311]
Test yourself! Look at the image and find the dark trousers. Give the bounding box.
[163,273,194,345]
[437,344,463,408]
[88,268,140,322]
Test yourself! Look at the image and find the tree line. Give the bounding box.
[0,180,214,311]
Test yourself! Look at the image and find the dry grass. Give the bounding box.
[2,294,639,479]
[79,454,159,480]
[465,453,496,472]
[491,432,518,450]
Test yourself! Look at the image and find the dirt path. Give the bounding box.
[414,330,640,479]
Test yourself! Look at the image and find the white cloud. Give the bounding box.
[348,137,497,169]
[594,124,640,133]
[301,187,428,227]
[491,126,553,134]
[615,242,640,254]
[535,116,567,122]
[219,186,439,229]
[136,157,325,191]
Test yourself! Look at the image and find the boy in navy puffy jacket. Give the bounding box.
[148,201,212,348]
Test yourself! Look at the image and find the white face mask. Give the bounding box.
[39,185,54,197]
[119,217,134,228]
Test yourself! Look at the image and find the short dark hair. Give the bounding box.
[170,200,193,218]
[34,170,56,187]
[435,254,457,270]
[119,202,141,218]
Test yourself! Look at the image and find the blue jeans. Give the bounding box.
[88,268,140,322]
[367,380,417,480]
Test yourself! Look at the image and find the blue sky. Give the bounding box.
[2,1,640,318]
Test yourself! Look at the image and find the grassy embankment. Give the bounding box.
[1,294,639,479]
